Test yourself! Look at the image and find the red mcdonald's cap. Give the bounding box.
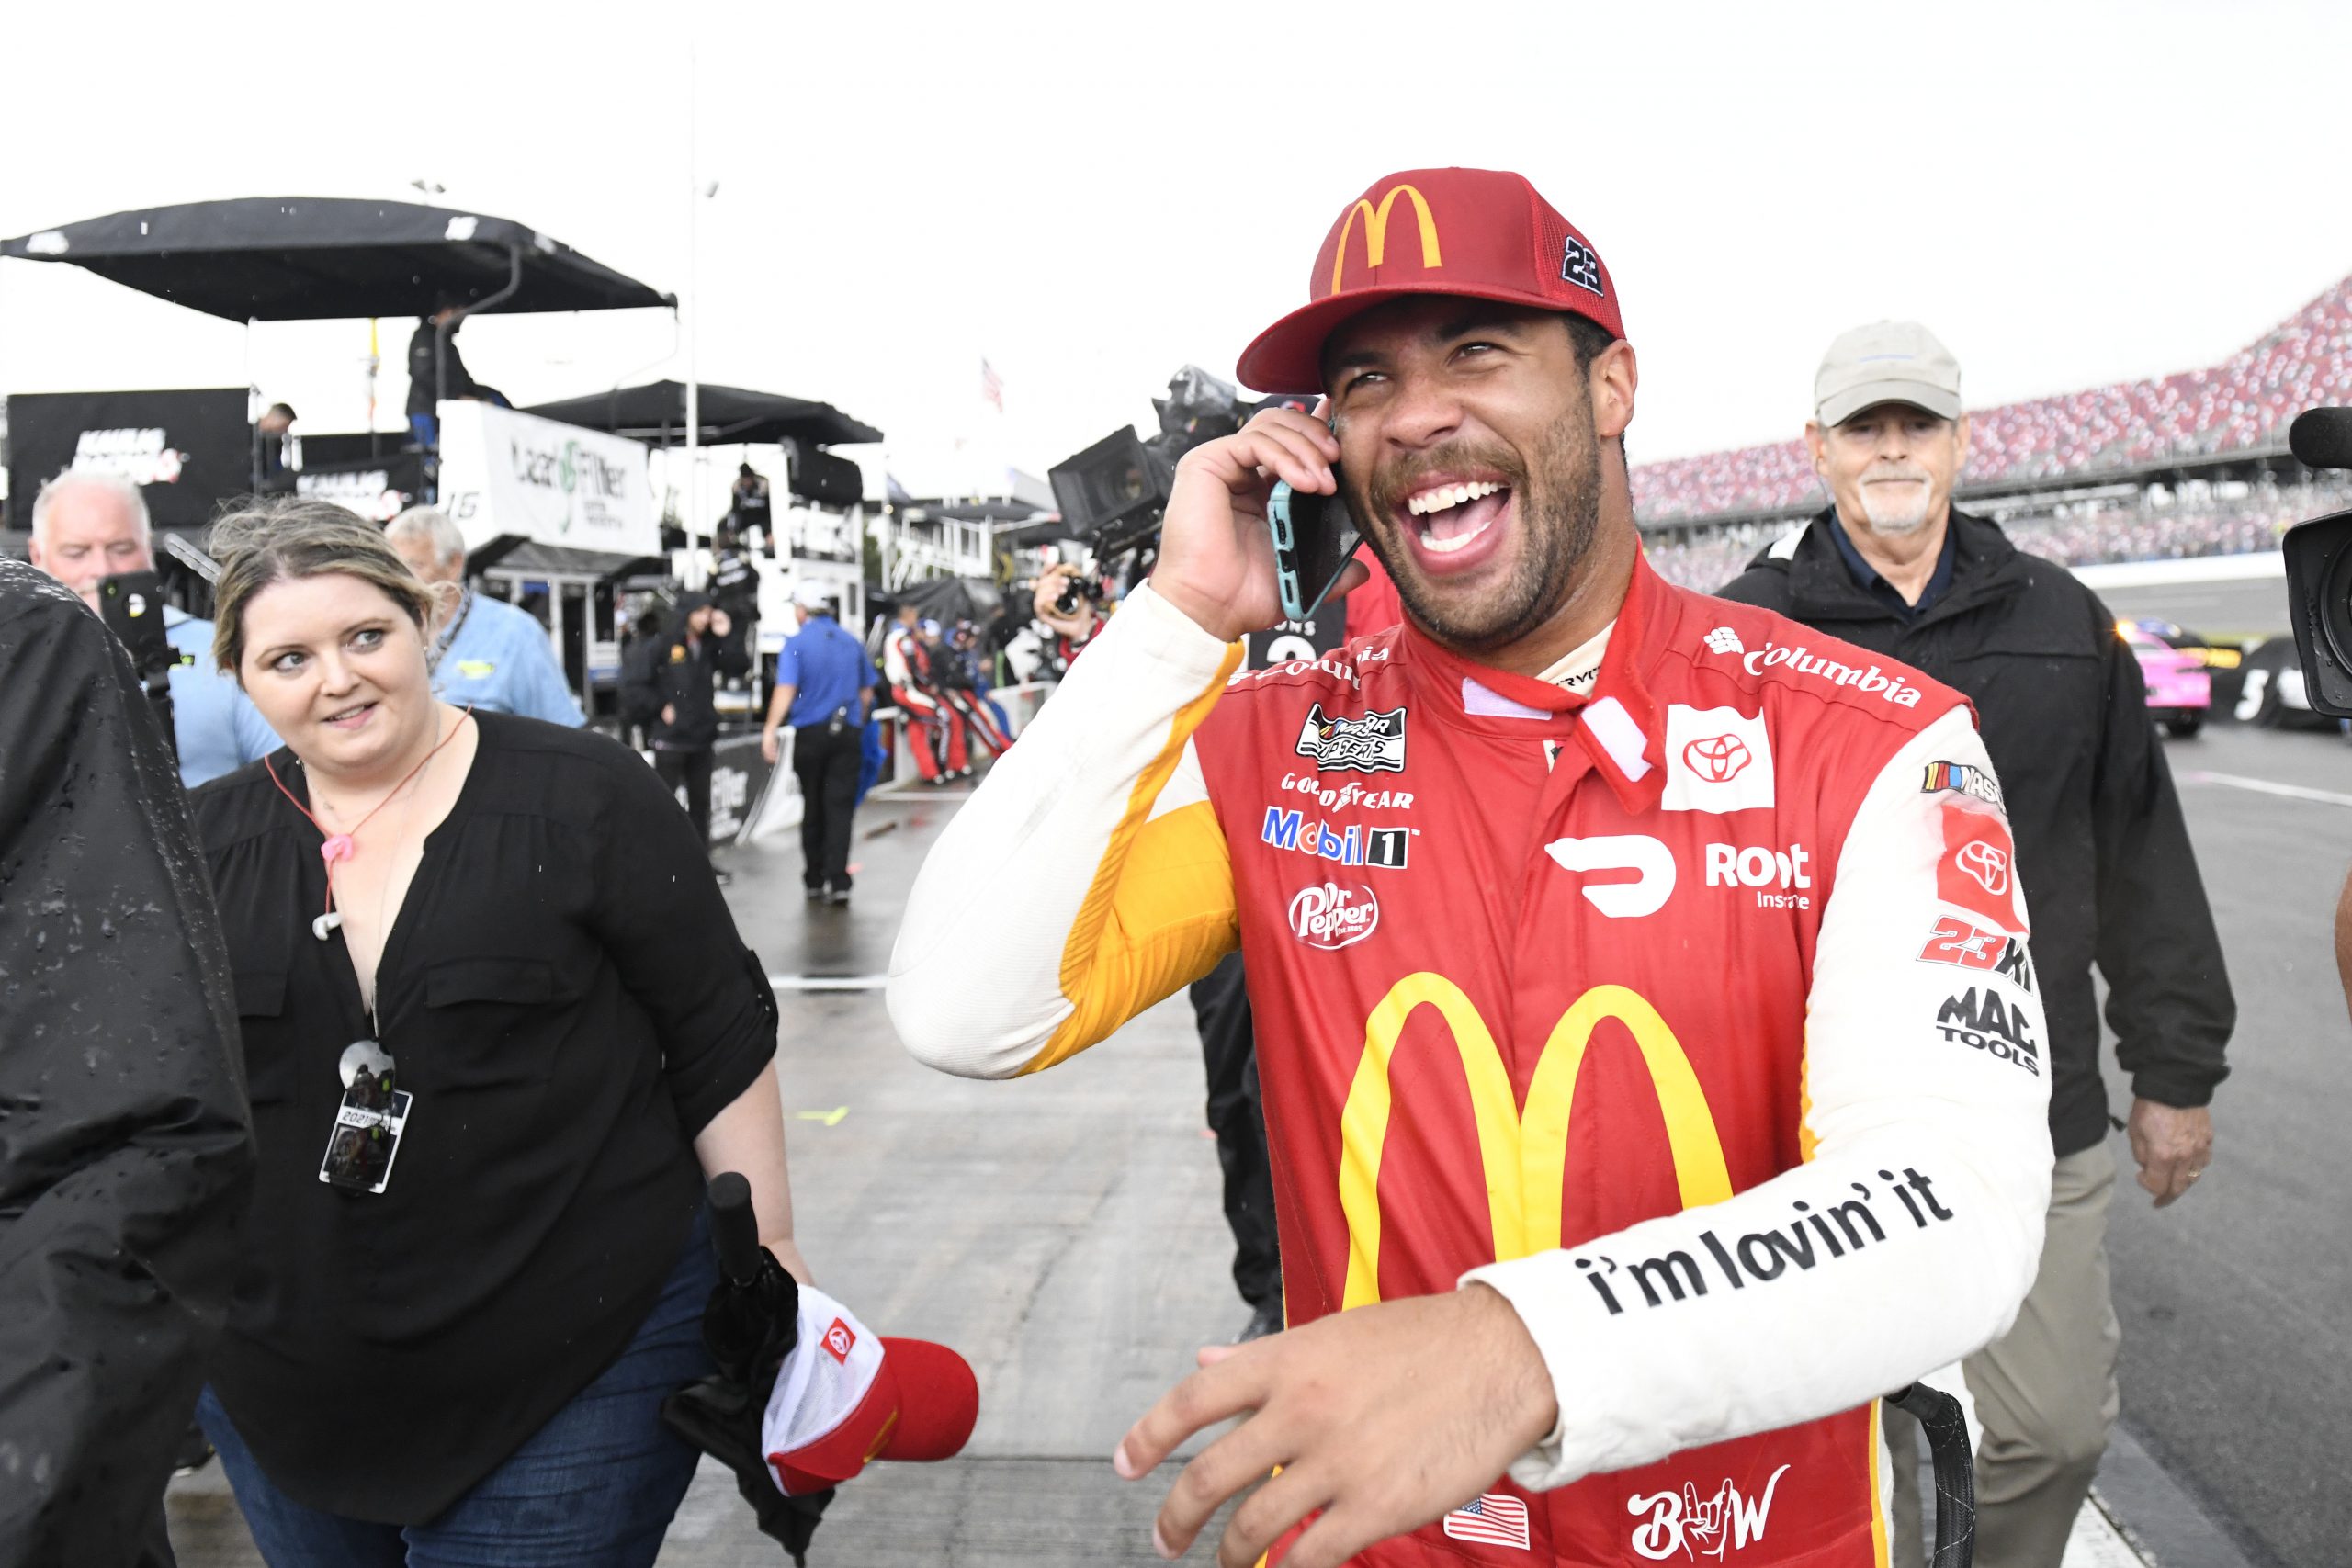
[1236,167,1626,395]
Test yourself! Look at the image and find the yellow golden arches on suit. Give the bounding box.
[1338,975,1735,1311]
[1328,185,1444,296]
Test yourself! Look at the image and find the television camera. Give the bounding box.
[1036,367,1317,627]
[2280,409,2352,716]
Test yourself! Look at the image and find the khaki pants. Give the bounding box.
[1887,1143,2121,1568]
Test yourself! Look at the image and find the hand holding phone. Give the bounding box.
[1268,475,1363,622]
[1151,407,1340,643]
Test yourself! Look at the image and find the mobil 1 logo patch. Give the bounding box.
[1937,987,2040,1076]
[1560,234,1604,297]
[1296,703,1407,773]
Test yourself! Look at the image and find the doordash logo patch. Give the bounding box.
[1545,835,1677,918]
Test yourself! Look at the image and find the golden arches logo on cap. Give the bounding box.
[1327,184,1444,297]
[1238,166,1628,394]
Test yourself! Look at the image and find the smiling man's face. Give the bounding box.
[1323,298,1629,657]
[1809,403,1972,540]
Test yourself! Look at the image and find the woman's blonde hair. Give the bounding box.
[208,498,447,678]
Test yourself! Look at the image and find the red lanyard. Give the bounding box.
[266,708,473,934]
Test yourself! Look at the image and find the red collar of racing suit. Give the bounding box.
[1393,548,1668,817]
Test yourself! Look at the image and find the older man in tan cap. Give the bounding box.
[1718,322,2236,1568]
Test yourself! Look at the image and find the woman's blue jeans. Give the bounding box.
[196,1210,718,1568]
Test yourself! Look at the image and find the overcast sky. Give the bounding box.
[6,0,2349,496]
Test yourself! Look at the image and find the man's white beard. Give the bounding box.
[1858,472,1934,535]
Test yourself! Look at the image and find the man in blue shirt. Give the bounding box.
[386,506,587,726]
[760,581,877,904]
[26,472,278,786]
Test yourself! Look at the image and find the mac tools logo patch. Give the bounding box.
[1662,705,1775,813]
[1295,704,1407,773]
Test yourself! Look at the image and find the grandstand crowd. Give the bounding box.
[1632,276,2352,522]
[1644,476,2352,592]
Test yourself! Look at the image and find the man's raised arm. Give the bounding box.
[888,409,1348,1079]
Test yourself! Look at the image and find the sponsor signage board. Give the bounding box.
[6,388,251,529]
[437,402,658,558]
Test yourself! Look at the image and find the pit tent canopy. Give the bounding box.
[0,197,673,321]
[524,380,882,449]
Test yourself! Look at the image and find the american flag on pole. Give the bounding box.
[1442,1492,1531,1551]
[979,358,1005,413]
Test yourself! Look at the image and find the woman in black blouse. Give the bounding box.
[187,499,806,1565]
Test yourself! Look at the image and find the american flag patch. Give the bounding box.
[1442,1492,1531,1550]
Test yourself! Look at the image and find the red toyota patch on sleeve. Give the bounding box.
[1937,804,2026,935]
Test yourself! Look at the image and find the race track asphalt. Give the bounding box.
[2106,719,2352,1568]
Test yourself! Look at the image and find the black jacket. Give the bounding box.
[405,319,482,417]
[622,592,750,751]
[1716,509,2233,1156]
[0,562,254,1565]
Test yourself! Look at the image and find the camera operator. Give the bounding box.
[0,558,254,1567]
[1030,562,1102,674]
[892,166,2054,1567]
[26,471,279,787]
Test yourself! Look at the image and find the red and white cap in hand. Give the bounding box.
[762,1284,979,1496]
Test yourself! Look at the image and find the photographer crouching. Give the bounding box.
[893,165,2054,1566]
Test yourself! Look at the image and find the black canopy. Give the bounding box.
[524,380,882,448]
[0,197,671,321]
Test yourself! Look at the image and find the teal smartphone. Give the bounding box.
[1267,473,1361,621]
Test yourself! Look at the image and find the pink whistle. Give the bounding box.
[321,834,356,865]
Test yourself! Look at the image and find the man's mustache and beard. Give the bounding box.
[1857,462,1937,535]
[1345,389,1604,659]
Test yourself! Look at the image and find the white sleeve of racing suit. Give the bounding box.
[1462,705,2053,1492]
[882,629,913,688]
[888,584,1238,1078]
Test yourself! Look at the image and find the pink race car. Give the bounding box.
[2120,621,2210,738]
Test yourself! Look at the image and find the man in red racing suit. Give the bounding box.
[889,167,2052,1567]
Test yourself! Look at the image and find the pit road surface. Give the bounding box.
[166,713,2346,1567]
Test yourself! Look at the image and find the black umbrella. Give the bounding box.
[524,380,883,448]
[662,1174,834,1563]
[0,197,671,321]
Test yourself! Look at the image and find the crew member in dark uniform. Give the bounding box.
[624,592,749,879]
[404,295,506,450]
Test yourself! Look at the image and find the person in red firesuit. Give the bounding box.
[889,166,2054,1567]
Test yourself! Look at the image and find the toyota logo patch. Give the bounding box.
[1955,840,2010,896]
[1681,734,1752,784]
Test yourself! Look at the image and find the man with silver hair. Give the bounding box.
[26,470,278,787]
[385,504,586,726]
[1717,322,2234,1568]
